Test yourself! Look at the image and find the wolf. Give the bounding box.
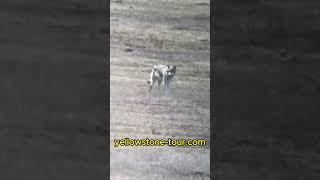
[147,64,176,92]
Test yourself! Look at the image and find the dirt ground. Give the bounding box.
[110,0,210,179]
[2,0,319,179]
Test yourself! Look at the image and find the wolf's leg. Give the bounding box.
[149,80,155,92]
[164,77,168,89]
[158,78,162,90]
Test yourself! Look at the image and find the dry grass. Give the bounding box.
[110,0,210,179]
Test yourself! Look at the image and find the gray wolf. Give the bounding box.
[147,64,176,92]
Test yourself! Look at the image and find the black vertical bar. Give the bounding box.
[210,0,215,179]
[105,0,110,179]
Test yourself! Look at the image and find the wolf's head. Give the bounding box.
[166,65,176,77]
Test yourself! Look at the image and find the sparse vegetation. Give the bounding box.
[111,0,210,179]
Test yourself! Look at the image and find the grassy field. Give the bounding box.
[1,0,319,179]
[110,0,210,179]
